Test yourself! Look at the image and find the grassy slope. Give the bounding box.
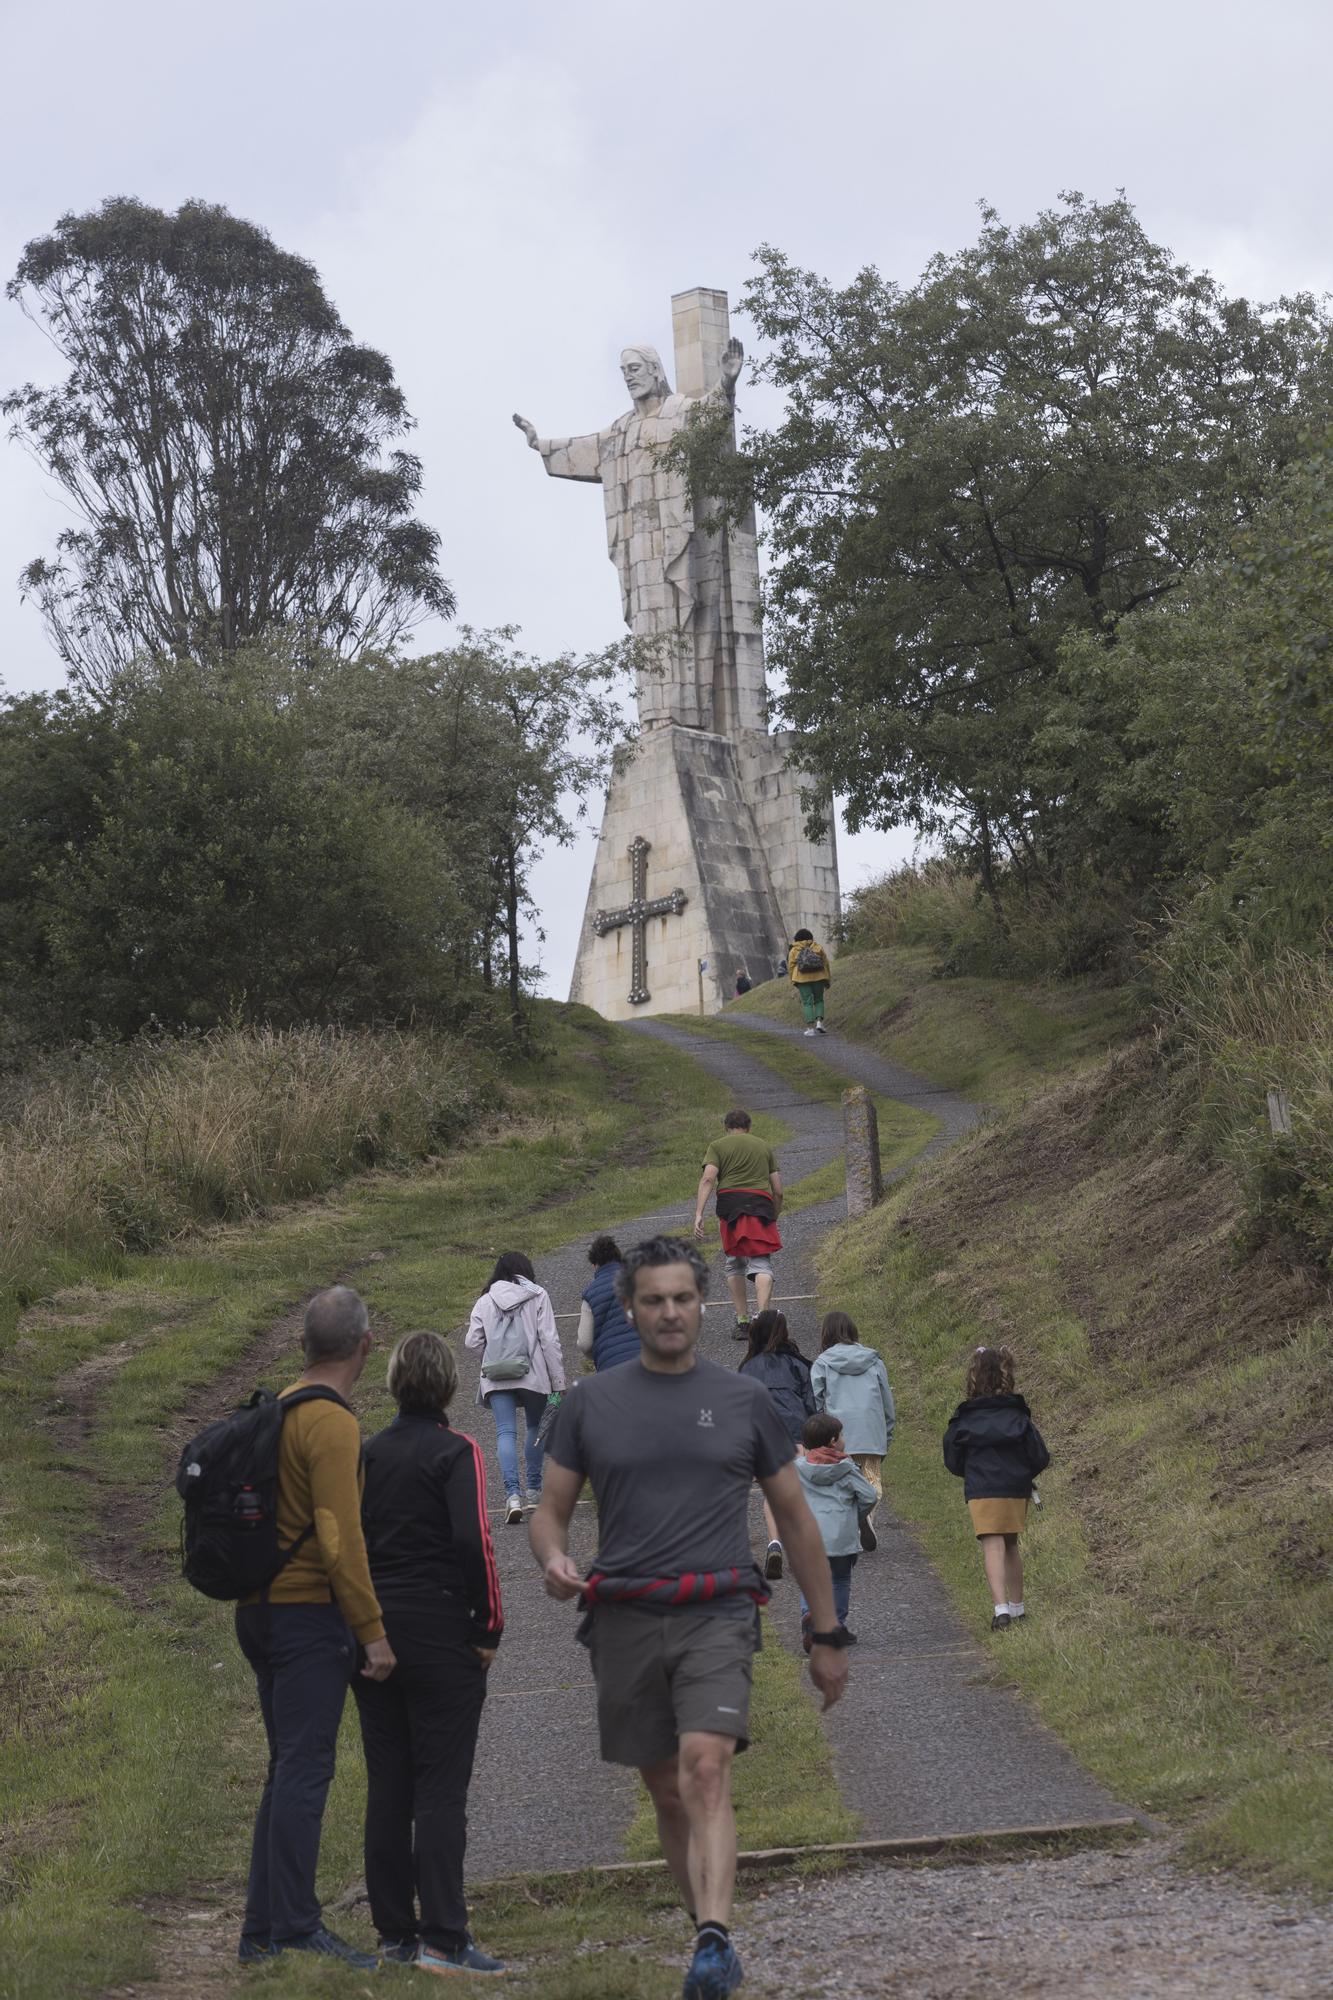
[730,945,1134,1107]
[737,956,1332,1892]
[0,1005,853,2000]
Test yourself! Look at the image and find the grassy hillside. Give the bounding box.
[729,947,1134,1106]
[0,1006,852,2000]
[756,952,1333,1891]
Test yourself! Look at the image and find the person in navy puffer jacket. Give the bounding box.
[739,1309,816,1581]
[575,1237,642,1372]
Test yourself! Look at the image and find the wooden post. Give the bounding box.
[1267,1088,1292,1138]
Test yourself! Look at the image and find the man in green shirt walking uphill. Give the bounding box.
[694,1108,783,1337]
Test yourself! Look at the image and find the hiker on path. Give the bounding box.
[811,1311,896,1552]
[465,1252,566,1526]
[795,1413,878,1649]
[787,927,831,1035]
[235,1286,394,1972]
[530,1235,849,2000]
[354,1330,505,1976]
[733,967,753,997]
[737,1309,816,1581]
[693,1107,783,1339]
[943,1344,1050,1631]
[576,1234,642,1371]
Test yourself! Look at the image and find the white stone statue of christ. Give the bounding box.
[513,337,744,731]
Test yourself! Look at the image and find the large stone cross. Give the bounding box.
[592,836,687,1006]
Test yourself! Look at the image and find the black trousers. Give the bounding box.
[352,1597,488,1954]
[235,1601,355,1944]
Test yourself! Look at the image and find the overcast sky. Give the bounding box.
[3,0,1331,996]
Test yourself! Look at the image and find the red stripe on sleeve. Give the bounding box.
[464,1432,504,1635]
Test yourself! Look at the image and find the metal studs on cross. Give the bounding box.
[591,835,688,1006]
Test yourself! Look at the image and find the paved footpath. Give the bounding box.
[463,1016,1127,1881]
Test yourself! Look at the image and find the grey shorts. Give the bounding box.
[724,1252,774,1280]
[587,1605,758,1768]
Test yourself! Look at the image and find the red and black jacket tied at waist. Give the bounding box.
[575,1566,771,1642]
[714,1187,782,1260]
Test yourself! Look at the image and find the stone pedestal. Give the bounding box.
[569,725,838,1019]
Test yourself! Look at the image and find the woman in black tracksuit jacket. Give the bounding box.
[943,1344,1050,1631]
[354,1331,504,1975]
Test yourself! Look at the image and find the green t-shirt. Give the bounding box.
[704,1130,778,1193]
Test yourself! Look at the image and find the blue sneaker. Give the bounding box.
[378,1936,420,1963]
[237,1934,277,1963]
[275,1925,379,1970]
[417,1939,505,1974]
[684,1935,744,1997]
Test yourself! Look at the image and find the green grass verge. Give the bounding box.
[817,1177,1333,1895]
[0,1004,849,2000]
[729,949,1133,1107]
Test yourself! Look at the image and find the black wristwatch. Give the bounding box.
[808,1627,851,1650]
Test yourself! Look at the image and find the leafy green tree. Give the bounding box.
[693,196,1330,892]
[403,631,629,1034]
[4,199,453,694]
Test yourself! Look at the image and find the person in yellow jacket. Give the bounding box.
[787,928,832,1035]
[235,1285,395,1971]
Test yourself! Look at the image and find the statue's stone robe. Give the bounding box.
[539,391,724,730]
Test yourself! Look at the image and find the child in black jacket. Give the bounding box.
[943,1345,1049,1631]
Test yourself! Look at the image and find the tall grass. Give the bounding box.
[0,1025,496,1295]
[841,859,1136,979]
[1159,936,1333,1268]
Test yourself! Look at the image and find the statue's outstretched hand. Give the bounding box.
[512,413,538,447]
[720,336,744,385]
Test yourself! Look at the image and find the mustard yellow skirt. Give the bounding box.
[969,1498,1028,1538]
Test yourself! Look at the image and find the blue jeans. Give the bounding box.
[801,1553,856,1626]
[487,1388,546,1500]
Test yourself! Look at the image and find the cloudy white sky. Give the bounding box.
[3,0,1330,995]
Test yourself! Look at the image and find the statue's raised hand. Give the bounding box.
[512,413,538,447]
[720,336,744,386]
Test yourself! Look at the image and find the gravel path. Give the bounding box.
[635,1018,1128,1843]
[733,1839,1333,1998]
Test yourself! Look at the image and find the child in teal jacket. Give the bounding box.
[795,1412,877,1646]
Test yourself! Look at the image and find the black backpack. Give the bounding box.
[795,943,827,975]
[175,1385,345,1601]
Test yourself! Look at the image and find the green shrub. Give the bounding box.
[1157,934,1333,1271]
[842,860,1137,981]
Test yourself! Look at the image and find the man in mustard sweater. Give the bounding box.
[235,1285,396,1969]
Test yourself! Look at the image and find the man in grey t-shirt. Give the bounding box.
[531,1236,846,2000]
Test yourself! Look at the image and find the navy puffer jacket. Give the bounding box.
[582,1262,641,1371]
[942,1393,1050,1500]
[740,1345,816,1445]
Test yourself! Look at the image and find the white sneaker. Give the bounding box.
[504,1497,523,1525]
[814,1020,827,1034]
[803,1027,816,1036]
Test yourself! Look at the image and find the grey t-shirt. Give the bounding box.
[544,1356,794,1595]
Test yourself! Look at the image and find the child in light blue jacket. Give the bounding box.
[811,1310,895,1551]
[796,1412,877,1647]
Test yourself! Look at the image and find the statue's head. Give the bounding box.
[621,345,671,402]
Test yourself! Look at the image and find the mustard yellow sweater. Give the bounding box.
[243,1382,385,1642]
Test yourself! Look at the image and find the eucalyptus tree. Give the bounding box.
[5,198,453,693]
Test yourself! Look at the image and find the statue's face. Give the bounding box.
[621,351,660,399]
